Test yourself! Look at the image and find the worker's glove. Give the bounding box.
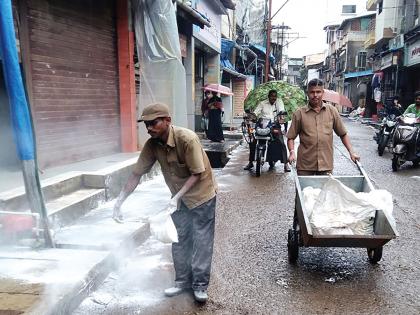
[167,198,179,214]
[112,196,124,223]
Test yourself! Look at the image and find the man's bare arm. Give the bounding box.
[172,174,200,203]
[287,138,296,163]
[112,172,142,222]
[340,134,360,163]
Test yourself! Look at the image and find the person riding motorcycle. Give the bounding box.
[403,91,420,118]
[244,89,290,172]
[386,96,404,117]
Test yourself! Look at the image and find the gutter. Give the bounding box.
[176,0,211,28]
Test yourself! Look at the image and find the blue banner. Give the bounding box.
[0,0,35,160]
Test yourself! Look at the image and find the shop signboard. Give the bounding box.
[380,53,393,70]
[193,0,221,53]
[405,38,420,67]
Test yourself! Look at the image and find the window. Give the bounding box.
[356,51,367,70]
[342,5,356,14]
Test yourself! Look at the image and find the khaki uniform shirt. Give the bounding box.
[133,126,217,209]
[287,103,347,171]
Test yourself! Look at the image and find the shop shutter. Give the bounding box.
[26,0,120,168]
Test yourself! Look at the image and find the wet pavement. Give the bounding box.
[73,119,420,315]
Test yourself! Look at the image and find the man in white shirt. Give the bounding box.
[254,89,285,120]
[244,90,290,172]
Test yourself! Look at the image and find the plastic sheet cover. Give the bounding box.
[0,0,35,160]
[133,0,187,136]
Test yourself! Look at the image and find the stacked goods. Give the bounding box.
[244,81,307,120]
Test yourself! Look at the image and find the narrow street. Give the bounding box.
[74,119,420,315]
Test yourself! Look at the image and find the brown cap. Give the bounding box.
[138,103,170,122]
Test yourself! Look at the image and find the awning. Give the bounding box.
[221,66,247,80]
[249,44,275,63]
[220,39,247,79]
[176,0,211,29]
[344,69,373,79]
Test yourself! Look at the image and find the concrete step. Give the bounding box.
[0,172,84,212]
[47,188,106,228]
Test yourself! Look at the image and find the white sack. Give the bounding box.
[149,208,178,244]
[302,176,395,235]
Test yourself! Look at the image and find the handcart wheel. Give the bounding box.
[288,229,299,264]
[367,247,383,264]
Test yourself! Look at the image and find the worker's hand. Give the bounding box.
[112,203,124,223]
[350,152,360,163]
[288,150,296,164]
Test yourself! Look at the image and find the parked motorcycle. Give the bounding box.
[376,114,397,156]
[392,114,420,171]
[253,112,287,177]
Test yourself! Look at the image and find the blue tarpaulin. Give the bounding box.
[249,43,275,63]
[221,38,236,70]
[0,0,35,160]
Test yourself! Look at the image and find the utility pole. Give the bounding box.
[279,22,284,80]
[264,0,272,83]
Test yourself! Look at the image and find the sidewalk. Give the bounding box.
[0,175,171,315]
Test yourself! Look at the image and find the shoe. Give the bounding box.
[284,164,291,172]
[164,286,187,297]
[269,161,275,170]
[193,290,208,303]
[244,162,254,170]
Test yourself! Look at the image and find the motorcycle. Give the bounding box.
[253,112,287,177]
[375,114,397,156]
[391,113,420,171]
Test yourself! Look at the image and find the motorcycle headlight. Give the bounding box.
[255,127,271,136]
[387,121,396,127]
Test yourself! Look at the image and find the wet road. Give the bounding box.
[73,119,420,315]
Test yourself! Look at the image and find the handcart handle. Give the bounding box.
[356,160,375,191]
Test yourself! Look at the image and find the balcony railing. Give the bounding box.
[366,0,376,11]
[364,30,375,49]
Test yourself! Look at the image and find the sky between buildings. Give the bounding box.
[271,0,369,58]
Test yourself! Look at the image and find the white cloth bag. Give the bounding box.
[149,207,178,243]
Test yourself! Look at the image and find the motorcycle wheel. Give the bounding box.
[392,156,399,172]
[256,148,263,177]
[378,135,389,156]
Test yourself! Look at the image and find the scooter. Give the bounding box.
[376,114,397,156]
[392,114,420,171]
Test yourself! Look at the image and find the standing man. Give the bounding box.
[113,103,217,303]
[287,79,360,175]
[403,91,420,118]
[244,89,290,172]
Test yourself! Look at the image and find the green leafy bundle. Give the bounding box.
[244,81,307,120]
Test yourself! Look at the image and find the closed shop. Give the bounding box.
[22,0,120,168]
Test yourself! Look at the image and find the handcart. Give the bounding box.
[288,161,397,264]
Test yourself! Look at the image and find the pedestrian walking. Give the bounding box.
[112,103,217,303]
[206,92,225,143]
[201,91,211,137]
[287,79,360,175]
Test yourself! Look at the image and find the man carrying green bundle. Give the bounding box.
[244,89,290,172]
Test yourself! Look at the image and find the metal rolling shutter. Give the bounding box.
[26,0,120,168]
